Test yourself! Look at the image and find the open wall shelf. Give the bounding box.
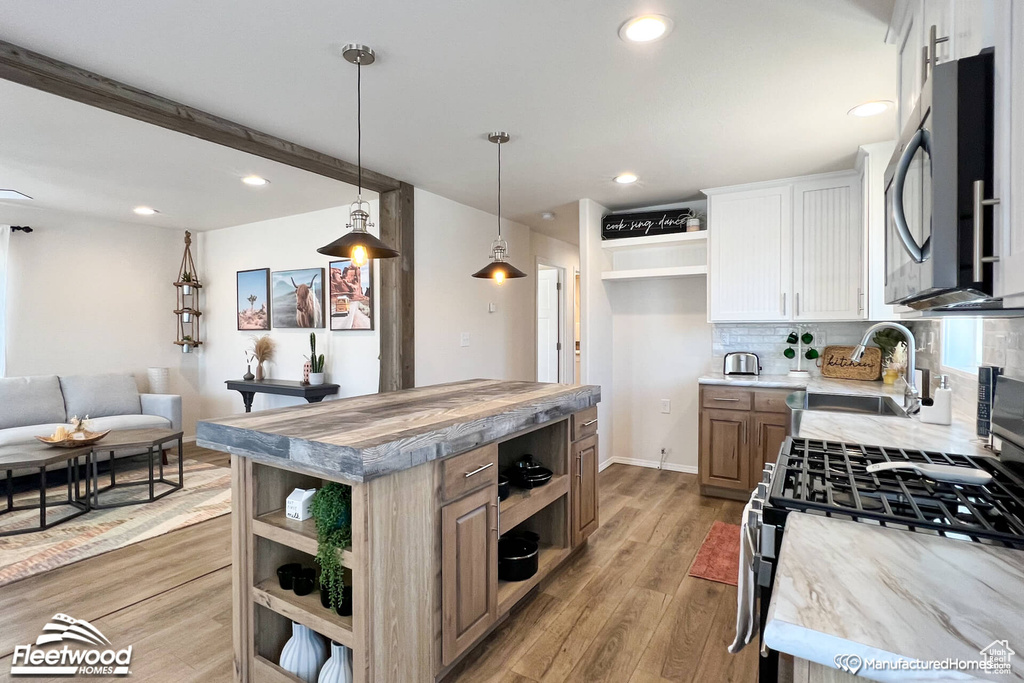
[601,265,708,281]
[600,231,707,250]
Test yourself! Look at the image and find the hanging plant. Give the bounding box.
[310,483,351,610]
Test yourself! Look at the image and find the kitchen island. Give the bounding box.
[196,379,601,683]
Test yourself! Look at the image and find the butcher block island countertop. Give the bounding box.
[196,379,602,683]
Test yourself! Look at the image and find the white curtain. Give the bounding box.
[0,225,9,377]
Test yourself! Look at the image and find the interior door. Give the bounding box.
[537,266,560,383]
[441,486,498,665]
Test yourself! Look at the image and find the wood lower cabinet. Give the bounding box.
[699,385,791,500]
[571,434,599,546]
[441,485,498,666]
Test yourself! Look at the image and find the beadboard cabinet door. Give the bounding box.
[708,186,792,322]
[792,174,864,321]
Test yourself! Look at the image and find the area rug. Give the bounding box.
[688,520,741,586]
[0,459,231,588]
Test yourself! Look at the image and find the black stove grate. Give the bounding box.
[770,438,1024,548]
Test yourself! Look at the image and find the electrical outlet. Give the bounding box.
[460,332,471,347]
[660,399,671,414]
[488,303,497,313]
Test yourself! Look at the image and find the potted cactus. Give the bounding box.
[308,333,326,386]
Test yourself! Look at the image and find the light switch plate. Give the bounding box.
[661,399,671,414]
[488,303,497,313]
[460,332,471,347]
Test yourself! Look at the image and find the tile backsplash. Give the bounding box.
[712,322,876,376]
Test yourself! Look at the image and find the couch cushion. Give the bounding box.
[0,376,67,429]
[0,423,73,448]
[86,414,170,432]
[59,374,141,420]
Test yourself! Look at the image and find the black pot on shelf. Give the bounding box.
[498,474,510,501]
[508,454,553,489]
[292,574,314,596]
[335,586,354,617]
[498,536,539,582]
[319,584,331,609]
[276,563,301,590]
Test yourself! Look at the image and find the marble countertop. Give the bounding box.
[765,513,1024,681]
[699,373,991,457]
[197,379,600,482]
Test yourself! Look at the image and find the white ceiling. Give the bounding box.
[0,80,362,231]
[0,0,897,242]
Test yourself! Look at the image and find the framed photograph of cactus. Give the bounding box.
[271,268,325,329]
[328,259,374,331]
[236,268,270,331]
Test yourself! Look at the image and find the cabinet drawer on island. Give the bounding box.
[441,443,499,502]
[701,386,752,411]
[571,406,598,441]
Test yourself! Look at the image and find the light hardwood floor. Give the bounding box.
[0,448,755,683]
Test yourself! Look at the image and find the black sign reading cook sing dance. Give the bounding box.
[601,209,698,240]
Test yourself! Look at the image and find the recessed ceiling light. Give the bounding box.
[848,100,893,117]
[619,15,673,43]
[541,212,556,221]
[242,175,270,186]
[0,189,32,200]
[614,173,639,185]
[133,206,158,216]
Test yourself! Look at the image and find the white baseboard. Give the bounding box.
[600,456,698,474]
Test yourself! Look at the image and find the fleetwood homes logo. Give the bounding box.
[11,614,132,677]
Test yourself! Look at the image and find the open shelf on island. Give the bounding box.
[252,656,305,683]
[500,474,569,532]
[600,231,707,250]
[253,579,354,649]
[497,544,570,613]
[601,265,708,281]
[252,508,354,568]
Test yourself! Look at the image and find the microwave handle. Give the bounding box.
[972,180,1002,282]
[891,128,932,264]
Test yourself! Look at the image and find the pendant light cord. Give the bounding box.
[357,58,362,198]
[496,139,502,239]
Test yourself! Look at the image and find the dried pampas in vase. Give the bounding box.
[250,335,275,381]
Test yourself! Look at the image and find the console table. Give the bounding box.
[225,379,340,413]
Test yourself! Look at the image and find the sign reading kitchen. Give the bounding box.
[601,209,700,240]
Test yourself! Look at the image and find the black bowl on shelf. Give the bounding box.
[276,563,302,590]
[508,454,553,489]
[498,536,539,582]
[498,474,510,501]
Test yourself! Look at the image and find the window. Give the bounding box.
[942,318,983,374]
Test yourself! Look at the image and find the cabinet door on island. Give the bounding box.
[441,485,498,666]
[572,434,599,546]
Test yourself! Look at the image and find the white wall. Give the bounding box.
[530,231,580,383]
[3,209,202,433]
[414,188,534,386]
[579,199,614,466]
[198,205,380,420]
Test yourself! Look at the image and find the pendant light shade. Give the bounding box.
[473,131,526,283]
[317,44,399,264]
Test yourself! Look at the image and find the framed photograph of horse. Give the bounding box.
[270,268,325,329]
[237,268,271,331]
[329,259,374,330]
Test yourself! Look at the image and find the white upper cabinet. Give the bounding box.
[706,185,791,322]
[994,0,1024,304]
[791,174,864,321]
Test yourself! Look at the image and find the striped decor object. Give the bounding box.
[0,459,230,588]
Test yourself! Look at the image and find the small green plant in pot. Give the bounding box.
[311,483,351,611]
[307,333,326,386]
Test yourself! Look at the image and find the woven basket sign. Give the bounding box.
[819,345,882,381]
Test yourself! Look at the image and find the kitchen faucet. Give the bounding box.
[850,322,921,415]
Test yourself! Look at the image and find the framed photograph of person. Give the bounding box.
[237,268,271,330]
[328,259,373,330]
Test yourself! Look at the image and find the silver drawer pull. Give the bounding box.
[464,462,494,478]
[581,419,598,427]
[712,397,740,402]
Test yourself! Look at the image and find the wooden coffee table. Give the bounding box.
[86,428,184,509]
[0,442,92,537]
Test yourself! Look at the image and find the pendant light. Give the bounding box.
[317,44,399,266]
[472,132,526,283]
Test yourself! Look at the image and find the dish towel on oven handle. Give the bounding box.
[728,490,758,653]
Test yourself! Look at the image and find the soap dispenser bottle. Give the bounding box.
[921,374,953,425]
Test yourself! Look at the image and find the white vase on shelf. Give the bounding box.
[317,641,352,683]
[280,622,327,683]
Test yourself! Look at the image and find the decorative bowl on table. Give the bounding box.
[36,430,110,448]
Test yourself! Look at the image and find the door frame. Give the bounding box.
[535,257,567,383]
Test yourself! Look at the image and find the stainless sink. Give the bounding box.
[799,392,909,418]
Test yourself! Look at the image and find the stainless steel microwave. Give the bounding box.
[884,50,997,310]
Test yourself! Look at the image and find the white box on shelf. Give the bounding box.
[286,488,316,521]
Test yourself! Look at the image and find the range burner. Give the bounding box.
[770,439,1024,548]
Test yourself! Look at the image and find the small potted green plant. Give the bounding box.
[784,331,818,378]
[307,332,326,386]
[181,335,194,354]
[311,483,351,614]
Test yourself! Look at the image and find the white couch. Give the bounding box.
[0,374,182,473]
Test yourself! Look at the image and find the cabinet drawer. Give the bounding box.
[701,386,752,411]
[441,444,498,502]
[753,390,791,414]
[571,407,599,442]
